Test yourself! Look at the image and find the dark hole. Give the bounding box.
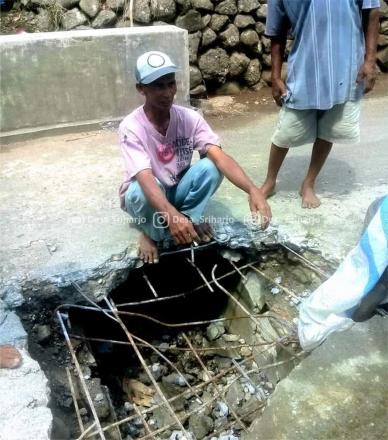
[68,245,245,407]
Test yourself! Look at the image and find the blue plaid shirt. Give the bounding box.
[266,0,380,110]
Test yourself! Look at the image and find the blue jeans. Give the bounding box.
[125,158,223,242]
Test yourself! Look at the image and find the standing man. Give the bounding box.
[119,51,271,263]
[261,0,380,208]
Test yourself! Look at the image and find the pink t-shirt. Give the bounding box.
[118,104,220,208]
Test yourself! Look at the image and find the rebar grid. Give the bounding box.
[181,332,249,433]
[280,243,330,279]
[114,258,263,308]
[57,256,304,440]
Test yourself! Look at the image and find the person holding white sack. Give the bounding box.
[298,195,388,351]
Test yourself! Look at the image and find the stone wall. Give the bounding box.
[3,0,388,95]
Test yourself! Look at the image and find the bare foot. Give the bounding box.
[260,180,276,199]
[138,232,159,264]
[0,345,22,369]
[300,182,321,209]
[194,222,213,243]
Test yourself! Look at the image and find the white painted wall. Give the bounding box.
[0,26,189,136]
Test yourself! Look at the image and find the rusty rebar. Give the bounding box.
[66,367,84,434]
[104,298,189,436]
[247,264,300,301]
[182,332,249,434]
[229,259,247,281]
[61,255,306,440]
[280,243,330,278]
[71,281,118,324]
[231,358,258,395]
[127,333,203,403]
[211,265,297,356]
[84,350,297,438]
[114,259,262,308]
[57,302,289,329]
[76,422,97,440]
[69,333,277,353]
[186,257,214,292]
[143,274,158,298]
[133,403,154,438]
[56,311,106,440]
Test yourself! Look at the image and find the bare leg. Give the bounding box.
[300,138,332,208]
[261,143,289,198]
[138,232,159,264]
[0,345,22,369]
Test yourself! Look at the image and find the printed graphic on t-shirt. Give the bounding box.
[156,137,195,185]
[156,143,175,163]
[174,137,194,172]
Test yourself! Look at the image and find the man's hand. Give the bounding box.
[272,78,287,106]
[248,187,272,229]
[165,210,200,245]
[207,146,272,229]
[357,61,377,94]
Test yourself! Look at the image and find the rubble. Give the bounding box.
[44,246,333,438]
[35,324,52,344]
[206,322,226,341]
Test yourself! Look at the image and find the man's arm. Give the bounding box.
[271,37,288,106]
[357,7,380,93]
[266,0,289,106]
[136,170,200,244]
[206,146,272,229]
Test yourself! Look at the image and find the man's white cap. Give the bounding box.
[135,51,177,84]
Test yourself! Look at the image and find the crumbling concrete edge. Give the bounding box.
[0,300,52,440]
[0,222,281,307]
[0,222,324,440]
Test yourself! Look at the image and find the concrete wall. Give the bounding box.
[0,26,189,137]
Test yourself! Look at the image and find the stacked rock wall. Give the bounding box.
[3,0,388,95]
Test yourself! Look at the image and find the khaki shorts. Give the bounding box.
[271,100,361,148]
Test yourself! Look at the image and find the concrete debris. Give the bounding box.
[236,396,263,423]
[240,346,252,356]
[188,413,214,438]
[217,432,239,440]
[238,270,266,311]
[206,322,226,341]
[213,401,229,418]
[86,378,111,419]
[159,342,171,351]
[81,365,91,379]
[222,333,240,342]
[5,246,327,440]
[151,362,168,381]
[124,401,134,412]
[79,407,88,416]
[35,324,52,344]
[169,431,195,440]
[77,345,97,366]
[162,372,193,387]
[220,249,243,262]
[0,303,27,347]
[225,382,245,412]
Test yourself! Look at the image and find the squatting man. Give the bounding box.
[119,51,272,263]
